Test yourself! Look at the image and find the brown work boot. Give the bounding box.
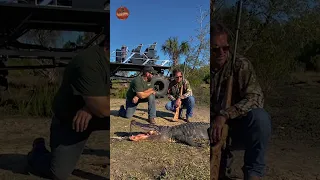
[148,118,156,124]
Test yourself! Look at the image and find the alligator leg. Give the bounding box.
[174,135,202,147]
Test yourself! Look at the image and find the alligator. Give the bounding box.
[129,120,210,147]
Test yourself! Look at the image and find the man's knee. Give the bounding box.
[124,109,135,119]
[50,150,79,179]
[185,96,195,105]
[250,108,271,123]
[248,108,272,135]
[148,94,155,101]
[165,102,171,110]
[165,101,174,111]
[125,113,134,119]
[50,141,87,179]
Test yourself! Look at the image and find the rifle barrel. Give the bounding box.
[231,0,243,76]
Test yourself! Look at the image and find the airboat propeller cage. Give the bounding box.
[72,0,109,10]
[110,43,171,98]
[0,0,110,71]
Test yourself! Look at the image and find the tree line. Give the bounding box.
[212,0,320,93]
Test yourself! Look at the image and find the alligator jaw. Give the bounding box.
[129,131,162,141]
[129,120,161,141]
[130,120,159,132]
[129,133,150,141]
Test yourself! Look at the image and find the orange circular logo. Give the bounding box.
[116,6,129,20]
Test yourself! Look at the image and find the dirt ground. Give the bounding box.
[110,98,211,180]
[0,73,320,180]
[0,116,109,180]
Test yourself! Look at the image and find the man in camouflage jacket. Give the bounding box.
[210,22,272,180]
[165,69,195,122]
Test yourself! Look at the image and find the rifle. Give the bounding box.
[210,0,243,179]
[173,62,186,121]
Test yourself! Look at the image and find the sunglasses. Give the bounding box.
[212,45,230,53]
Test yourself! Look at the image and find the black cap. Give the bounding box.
[142,66,158,75]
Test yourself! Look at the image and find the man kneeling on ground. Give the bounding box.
[27,36,110,180]
[118,66,158,124]
[210,22,271,180]
[165,69,195,122]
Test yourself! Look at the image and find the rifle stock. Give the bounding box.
[173,85,183,121]
[173,62,186,121]
[210,76,233,180]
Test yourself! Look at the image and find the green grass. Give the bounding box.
[17,84,58,117]
[110,140,209,180]
[0,84,59,117]
[110,122,210,180]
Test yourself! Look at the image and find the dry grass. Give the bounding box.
[110,98,210,179]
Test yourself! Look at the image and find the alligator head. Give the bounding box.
[129,120,169,142]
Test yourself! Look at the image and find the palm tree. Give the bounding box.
[161,37,190,67]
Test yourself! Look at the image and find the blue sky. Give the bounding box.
[110,0,210,65]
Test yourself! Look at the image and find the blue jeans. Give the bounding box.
[227,108,272,178]
[119,94,156,119]
[165,96,195,119]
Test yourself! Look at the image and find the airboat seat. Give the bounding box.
[145,49,156,59]
[142,42,157,65]
[115,48,121,63]
[129,44,145,64]
[149,42,157,50]
[132,44,143,53]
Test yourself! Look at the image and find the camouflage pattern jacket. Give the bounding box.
[167,79,193,101]
[211,55,264,120]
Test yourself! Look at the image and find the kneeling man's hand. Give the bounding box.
[175,98,181,108]
[151,89,156,95]
[211,115,227,143]
[73,107,92,132]
[132,96,139,104]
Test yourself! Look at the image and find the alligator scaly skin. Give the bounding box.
[167,122,210,147]
[130,120,210,147]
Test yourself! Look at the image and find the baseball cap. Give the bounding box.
[142,66,158,75]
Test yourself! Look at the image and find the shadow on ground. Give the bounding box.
[72,169,109,180]
[0,153,29,175]
[83,148,110,157]
[110,110,119,116]
[0,153,109,180]
[136,108,174,118]
[114,132,144,137]
[136,108,189,122]
[110,110,154,123]
[111,107,177,123]
[111,105,193,126]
